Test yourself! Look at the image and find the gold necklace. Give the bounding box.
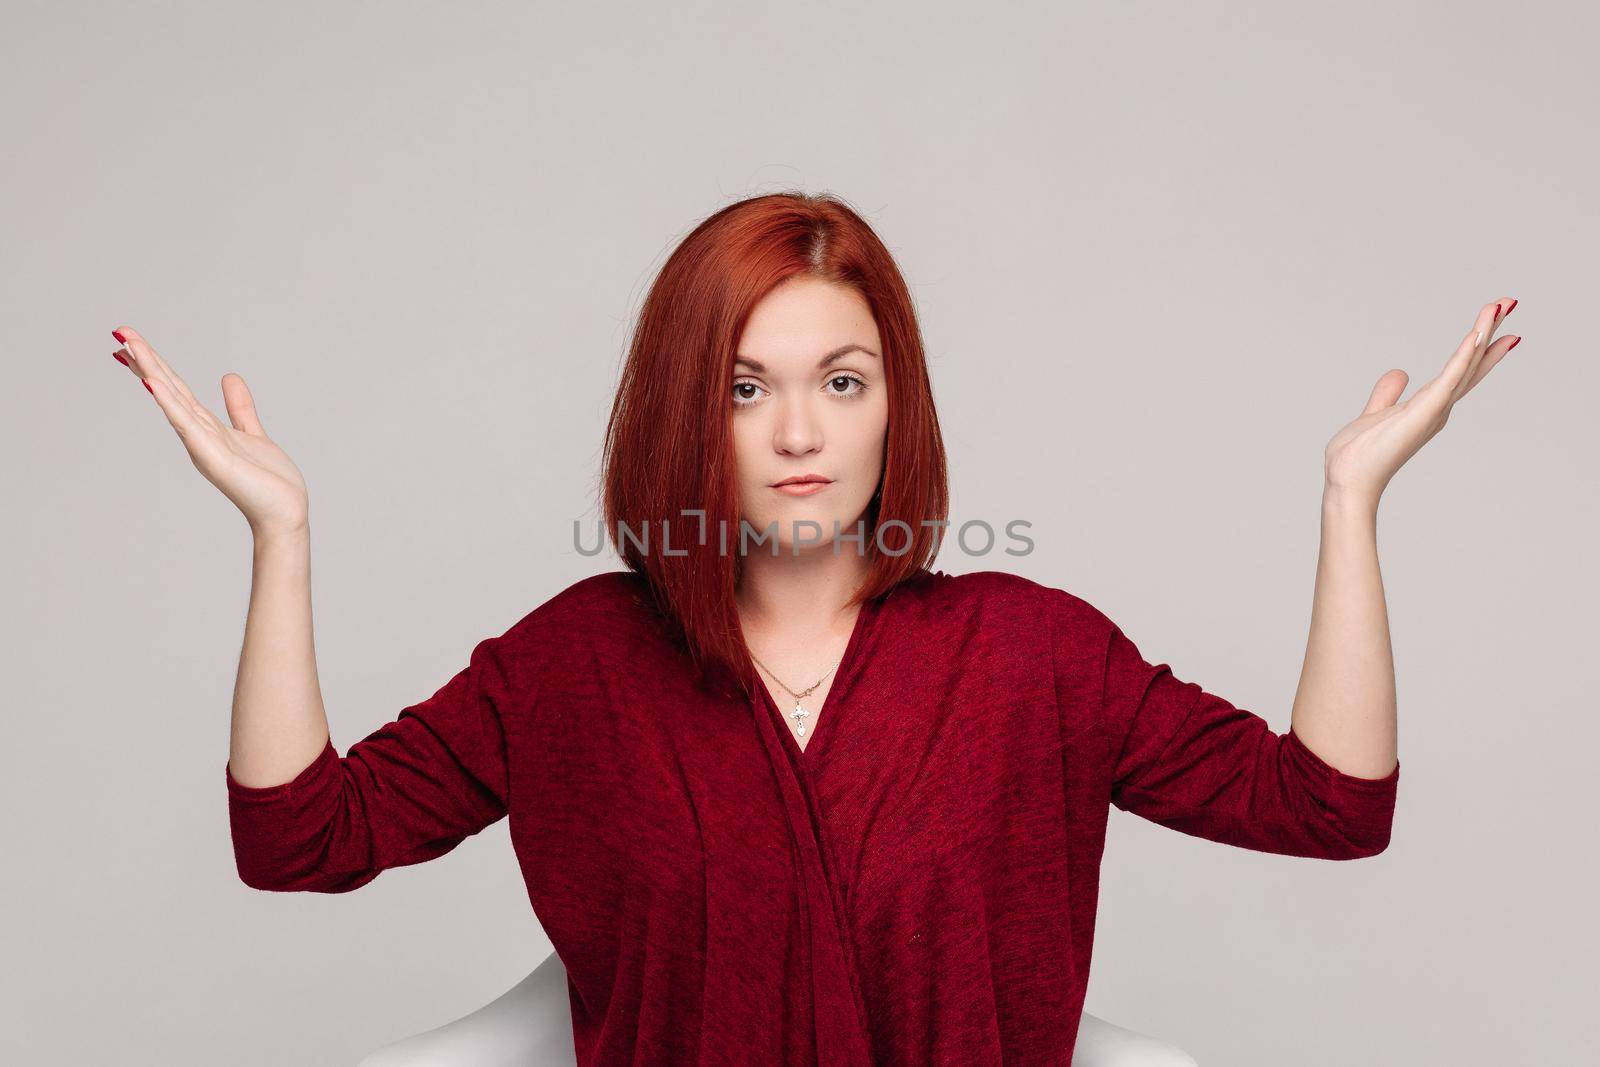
[749,653,840,740]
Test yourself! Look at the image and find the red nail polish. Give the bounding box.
[1507,336,1521,351]
[112,350,128,367]
[112,329,127,343]
[142,378,154,394]
[1505,299,1517,316]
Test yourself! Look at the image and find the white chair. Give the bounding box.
[357,948,1198,1066]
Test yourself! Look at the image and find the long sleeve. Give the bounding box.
[225,632,518,893]
[1096,620,1400,861]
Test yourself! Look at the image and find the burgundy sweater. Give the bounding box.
[225,567,1400,1065]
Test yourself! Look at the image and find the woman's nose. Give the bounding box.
[773,399,823,454]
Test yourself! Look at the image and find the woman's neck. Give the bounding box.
[735,549,870,644]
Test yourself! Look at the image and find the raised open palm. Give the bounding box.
[1323,297,1522,502]
[112,326,309,538]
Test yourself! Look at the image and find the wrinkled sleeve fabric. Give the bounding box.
[1097,619,1400,860]
[225,633,517,893]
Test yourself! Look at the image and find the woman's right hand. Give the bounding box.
[112,325,310,539]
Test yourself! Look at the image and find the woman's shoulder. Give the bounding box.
[491,569,660,649]
[536,569,652,614]
[916,567,1109,621]
[911,568,1120,652]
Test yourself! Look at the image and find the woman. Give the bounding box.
[114,191,1519,1064]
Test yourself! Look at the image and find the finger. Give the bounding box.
[1463,300,1502,371]
[1430,300,1502,407]
[221,372,268,436]
[1468,296,1516,363]
[112,326,192,414]
[1486,295,1516,327]
[1457,334,1521,400]
[1423,324,1485,410]
[1362,368,1409,415]
[1452,301,1508,404]
[114,327,233,436]
[140,374,206,445]
[112,326,204,418]
[112,345,150,377]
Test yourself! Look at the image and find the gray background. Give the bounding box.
[5,1,1594,1063]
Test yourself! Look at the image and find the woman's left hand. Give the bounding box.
[1323,297,1521,504]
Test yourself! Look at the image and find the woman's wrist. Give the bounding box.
[251,521,310,555]
[1321,482,1381,522]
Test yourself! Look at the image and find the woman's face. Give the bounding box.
[731,276,889,556]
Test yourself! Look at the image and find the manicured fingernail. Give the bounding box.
[1505,299,1517,316]
[112,329,127,343]
[142,378,154,395]
[1493,303,1503,318]
[112,350,128,367]
[1508,336,1521,351]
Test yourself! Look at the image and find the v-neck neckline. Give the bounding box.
[754,591,880,769]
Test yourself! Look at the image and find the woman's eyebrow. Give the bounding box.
[733,343,881,373]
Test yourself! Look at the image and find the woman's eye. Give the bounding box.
[827,374,867,398]
[732,380,766,407]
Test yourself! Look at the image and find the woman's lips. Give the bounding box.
[773,480,831,496]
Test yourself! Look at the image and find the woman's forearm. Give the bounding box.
[1288,297,1520,779]
[1287,486,1399,779]
[227,525,333,788]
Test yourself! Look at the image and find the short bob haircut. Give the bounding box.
[601,190,948,698]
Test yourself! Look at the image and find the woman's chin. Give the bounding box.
[738,510,870,556]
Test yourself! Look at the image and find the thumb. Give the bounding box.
[1362,368,1408,415]
[221,373,267,436]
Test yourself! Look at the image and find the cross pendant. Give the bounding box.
[791,701,811,738]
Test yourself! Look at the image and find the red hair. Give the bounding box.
[600,191,948,696]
